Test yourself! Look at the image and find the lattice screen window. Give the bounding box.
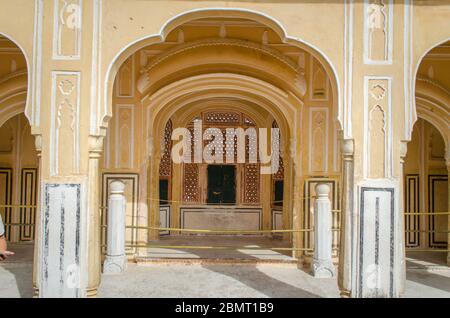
[182,111,264,205]
[245,131,258,162]
[204,111,241,125]
[243,116,256,126]
[243,163,260,204]
[223,129,241,162]
[159,120,172,177]
[272,121,284,180]
[183,163,200,202]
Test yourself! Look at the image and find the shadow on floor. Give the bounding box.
[201,263,322,298]
[141,236,331,297]
[406,261,450,293]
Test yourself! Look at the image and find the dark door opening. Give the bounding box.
[274,180,284,207]
[159,179,169,205]
[207,165,236,204]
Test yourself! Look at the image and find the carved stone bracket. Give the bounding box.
[88,135,104,159]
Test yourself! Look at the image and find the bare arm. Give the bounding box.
[0,236,14,261]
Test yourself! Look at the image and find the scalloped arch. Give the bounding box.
[0,32,31,128]
[103,8,342,134]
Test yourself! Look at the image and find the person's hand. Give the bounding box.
[0,251,14,261]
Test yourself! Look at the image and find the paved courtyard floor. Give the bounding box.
[0,243,449,298]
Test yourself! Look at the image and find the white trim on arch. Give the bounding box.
[102,7,342,136]
[0,31,32,129]
[411,36,450,140]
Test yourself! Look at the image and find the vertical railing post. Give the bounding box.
[103,180,126,273]
[312,183,335,278]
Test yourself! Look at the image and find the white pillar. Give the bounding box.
[312,183,335,278]
[103,180,127,273]
[338,139,354,295]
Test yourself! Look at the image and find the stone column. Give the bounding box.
[338,139,354,297]
[86,136,103,296]
[282,152,292,242]
[290,138,302,260]
[312,183,335,278]
[171,162,182,233]
[398,141,409,294]
[262,172,272,235]
[103,180,127,273]
[148,152,161,241]
[32,135,42,297]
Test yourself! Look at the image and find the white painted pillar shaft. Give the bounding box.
[103,180,127,273]
[313,183,335,278]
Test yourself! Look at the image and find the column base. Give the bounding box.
[33,286,39,298]
[103,255,127,274]
[86,287,98,298]
[339,289,351,298]
[312,259,335,278]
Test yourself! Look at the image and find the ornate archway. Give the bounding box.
[103,10,342,263]
[406,39,450,265]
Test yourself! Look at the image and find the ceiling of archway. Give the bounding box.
[0,35,27,79]
[121,17,330,101]
[417,41,450,95]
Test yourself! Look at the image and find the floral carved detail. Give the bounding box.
[370,84,386,100]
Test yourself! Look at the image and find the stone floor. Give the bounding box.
[141,236,295,262]
[0,242,449,298]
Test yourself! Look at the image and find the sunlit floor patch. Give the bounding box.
[141,236,295,261]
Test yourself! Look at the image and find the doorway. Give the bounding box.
[207,165,236,205]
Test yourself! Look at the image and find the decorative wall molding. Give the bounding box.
[309,55,329,101]
[271,207,283,232]
[427,175,448,248]
[344,0,354,138]
[31,0,44,128]
[90,0,102,135]
[308,107,329,173]
[405,174,420,247]
[115,54,135,98]
[114,104,135,169]
[403,0,414,140]
[50,71,81,176]
[180,207,262,232]
[0,168,13,240]
[141,38,300,75]
[363,76,393,179]
[19,168,38,241]
[364,0,393,65]
[52,0,83,60]
[159,205,170,236]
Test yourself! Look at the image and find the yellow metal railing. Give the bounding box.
[1,203,448,254]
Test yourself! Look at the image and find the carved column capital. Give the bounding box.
[88,135,104,159]
[400,140,409,164]
[341,138,354,159]
[34,134,43,157]
[445,153,450,171]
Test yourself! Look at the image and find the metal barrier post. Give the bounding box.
[312,183,335,278]
[103,180,127,273]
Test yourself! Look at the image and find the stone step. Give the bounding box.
[134,257,299,266]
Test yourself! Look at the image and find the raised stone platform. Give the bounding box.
[137,236,296,263]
